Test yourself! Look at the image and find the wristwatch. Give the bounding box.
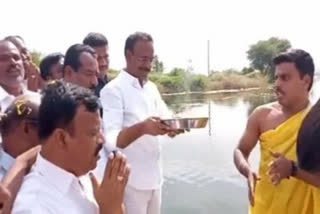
[291,161,298,177]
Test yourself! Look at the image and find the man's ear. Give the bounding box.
[63,65,74,80]
[303,74,312,91]
[126,50,133,61]
[52,128,70,149]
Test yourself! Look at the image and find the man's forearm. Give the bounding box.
[294,168,320,188]
[234,149,252,178]
[99,203,124,214]
[117,122,145,148]
[1,160,29,214]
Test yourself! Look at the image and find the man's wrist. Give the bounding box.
[290,161,298,177]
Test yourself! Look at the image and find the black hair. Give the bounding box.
[0,95,40,136]
[4,35,24,43]
[39,53,64,81]
[63,44,96,73]
[273,49,315,91]
[124,32,153,57]
[83,32,108,47]
[38,80,100,140]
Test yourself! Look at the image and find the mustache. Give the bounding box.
[139,67,151,72]
[95,144,103,156]
[274,87,285,95]
[99,65,108,71]
[89,85,97,90]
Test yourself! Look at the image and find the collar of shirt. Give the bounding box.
[0,86,15,111]
[0,147,15,173]
[34,154,81,195]
[121,70,148,89]
[0,85,39,111]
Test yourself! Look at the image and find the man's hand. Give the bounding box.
[15,145,41,169]
[247,170,260,206]
[23,61,43,91]
[167,129,189,138]
[268,151,292,185]
[142,117,174,136]
[90,151,130,214]
[0,184,11,210]
[0,146,41,214]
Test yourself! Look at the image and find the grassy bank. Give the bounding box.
[149,70,269,94]
[108,69,269,94]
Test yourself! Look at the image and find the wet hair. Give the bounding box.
[39,53,64,81]
[38,80,100,140]
[0,95,40,137]
[83,32,108,47]
[273,49,315,91]
[63,44,96,74]
[297,99,320,172]
[124,32,153,57]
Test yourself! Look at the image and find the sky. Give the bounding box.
[1,0,319,74]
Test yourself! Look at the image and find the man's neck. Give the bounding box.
[125,69,147,88]
[0,84,23,97]
[98,72,107,81]
[40,143,79,177]
[2,137,25,158]
[282,98,310,117]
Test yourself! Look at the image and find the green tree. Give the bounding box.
[152,55,164,73]
[108,68,120,80]
[169,67,186,76]
[247,37,291,79]
[241,67,254,74]
[30,50,42,67]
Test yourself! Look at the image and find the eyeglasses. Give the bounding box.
[135,56,155,63]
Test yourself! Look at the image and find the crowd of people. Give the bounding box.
[0,31,319,214]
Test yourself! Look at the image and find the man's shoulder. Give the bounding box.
[100,74,123,95]
[13,171,61,213]
[252,102,279,116]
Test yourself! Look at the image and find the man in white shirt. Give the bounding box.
[4,36,44,92]
[0,40,39,147]
[0,40,39,111]
[100,32,179,214]
[12,80,130,214]
[0,94,41,179]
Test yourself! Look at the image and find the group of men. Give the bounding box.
[0,30,319,214]
[0,32,180,214]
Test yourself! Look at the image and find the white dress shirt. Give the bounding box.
[0,86,15,112]
[0,86,39,112]
[100,70,170,190]
[12,154,98,214]
[0,147,14,179]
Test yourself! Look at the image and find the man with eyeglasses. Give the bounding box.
[100,32,181,214]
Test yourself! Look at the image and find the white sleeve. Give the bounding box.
[154,85,171,119]
[100,86,124,148]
